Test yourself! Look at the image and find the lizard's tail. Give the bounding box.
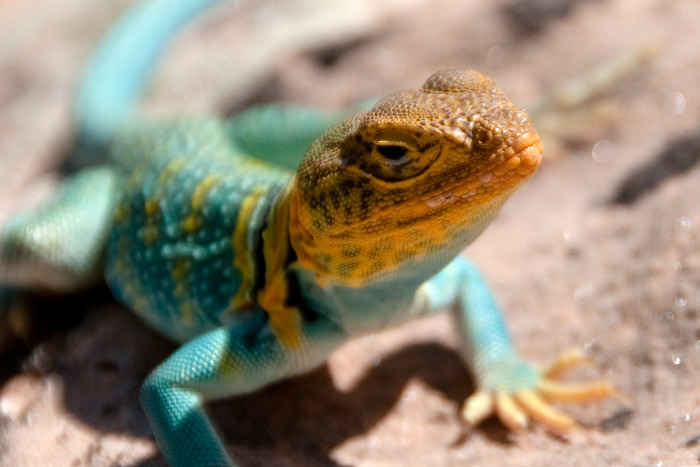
[70,0,225,167]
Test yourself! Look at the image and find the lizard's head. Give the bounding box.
[290,69,542,287]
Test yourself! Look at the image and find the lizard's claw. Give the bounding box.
[462,349,619,436]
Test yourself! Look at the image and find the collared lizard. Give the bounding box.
[0,0,617,465]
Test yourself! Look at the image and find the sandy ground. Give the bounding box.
[1,0,700,465]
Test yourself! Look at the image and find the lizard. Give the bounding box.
[0,0,617,465]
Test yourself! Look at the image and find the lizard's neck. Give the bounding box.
[257,179,297,299]
[254,178,307,347]
[288,182,505,289]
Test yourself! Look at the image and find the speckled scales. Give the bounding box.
[106,118,293,342]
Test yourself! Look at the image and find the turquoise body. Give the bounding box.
[0,1,548,466]
[105,118,293,342]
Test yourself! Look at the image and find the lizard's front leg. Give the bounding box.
[141,311,345,467]
[0,167,121,348]
[423,256,617,435]
[0,166,121,291]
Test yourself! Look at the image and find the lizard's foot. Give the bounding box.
[462,349,619,435]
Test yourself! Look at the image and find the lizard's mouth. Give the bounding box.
[497,132,543,176]
[422,133,542,210]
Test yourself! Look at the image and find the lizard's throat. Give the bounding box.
[288,184,510,288]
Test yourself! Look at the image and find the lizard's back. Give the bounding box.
[105,117,293,342]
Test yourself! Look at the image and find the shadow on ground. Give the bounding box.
[16,298,503,466]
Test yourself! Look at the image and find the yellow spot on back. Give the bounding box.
[192,174,221,210]
[171,260,198,328]
[178,174,221,235]
[181,214,202,233]
[141,224,159,246]
[172,260,190,297]
[172,260,188,282]
[145,199,160,218]
[174,282,188,298]
[115,203,130,222]
[180,302,196,327]
[230,186,267,311]
[158,158,187,185]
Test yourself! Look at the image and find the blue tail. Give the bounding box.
[72,0,224,164]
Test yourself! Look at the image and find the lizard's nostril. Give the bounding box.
[511,131,540,155]
[514,141,543,174]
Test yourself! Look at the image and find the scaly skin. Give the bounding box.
[0,1,617,466]
[291,69,542,287]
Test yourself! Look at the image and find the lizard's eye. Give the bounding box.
[375,144,408,160]
[362,131,439,182]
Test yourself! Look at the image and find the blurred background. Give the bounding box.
[0,0,699,465]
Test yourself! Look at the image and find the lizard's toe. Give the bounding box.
[462,350,621,435]
[539,379,619,404]
[462,390,532,433]
[495,391,529,433]
[513,389,578,434]
[541,348,594,379]
[462,387,578,435]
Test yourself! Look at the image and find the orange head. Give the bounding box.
[289,69,542,287]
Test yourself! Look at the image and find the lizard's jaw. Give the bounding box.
[289,135,543,288]
[390,129,542,236]
[425,134,542,209]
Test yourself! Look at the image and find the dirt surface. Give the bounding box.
[1,0,700,466]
